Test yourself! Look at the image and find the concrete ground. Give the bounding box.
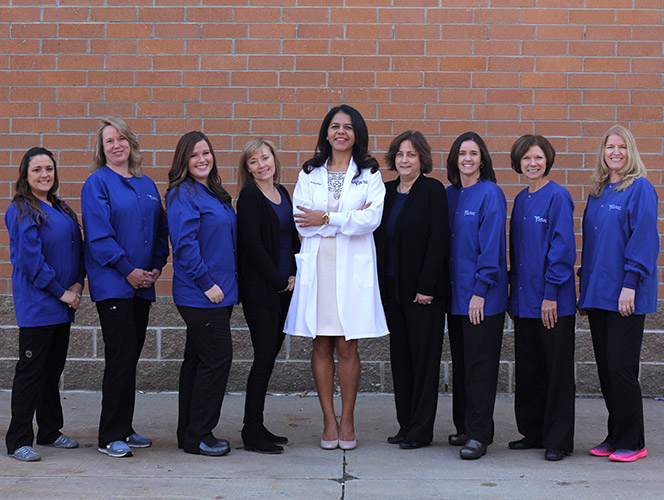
[1,391,663,500]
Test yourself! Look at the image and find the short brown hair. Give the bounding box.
[385,130,433,174]
[510,134,556,176]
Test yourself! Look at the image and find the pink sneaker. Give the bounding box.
[589,443,615,457]
[608,448,648,462]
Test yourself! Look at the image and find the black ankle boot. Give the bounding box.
[242,428,284,454]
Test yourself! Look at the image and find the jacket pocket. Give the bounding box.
[294,253,314,285]
[352,254,374,287]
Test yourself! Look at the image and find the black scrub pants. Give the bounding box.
[242,292,291,434]
[177,305,233,453]
[96,297,151,448]
[385,277,445,444]
[513,315,575,453]
[5,323,70,454]
[447,314,466,437]
[588,309,645,451]
[450,312,504,446]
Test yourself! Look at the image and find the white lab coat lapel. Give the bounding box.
[336,158,358,212]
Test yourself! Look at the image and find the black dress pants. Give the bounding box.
[451,312,504,446]
[588,309,645,451]
[385,277,445,443]
[513,315,575,453]
[5,323,70,454]
[96,297,151,448]
[177,305,233,453]
[447,314,466,436]
[242,292,291,431]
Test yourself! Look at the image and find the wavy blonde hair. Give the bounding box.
[91,117,143,176]
[590,124,646,198]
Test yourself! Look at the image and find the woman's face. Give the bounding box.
[27,154,55,200]
[246,144,275,183]
[604,134,628,176]
[457,140,482,184]
[327,111,355,154]
[395,140,421,183]
[187,139,214,183]
[102,125,131,169]
[520,145,547,183]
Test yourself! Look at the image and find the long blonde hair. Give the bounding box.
[590,124,646,198]
[91,117,143,176]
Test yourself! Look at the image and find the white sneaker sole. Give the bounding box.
[97,446,133,458]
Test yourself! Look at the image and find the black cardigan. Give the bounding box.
[374,174,450,304]
[237,182,301,312]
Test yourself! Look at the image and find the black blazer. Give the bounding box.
[237,182,301,312]
[374,174,450,304]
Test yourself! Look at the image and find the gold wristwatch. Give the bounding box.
[322,212,330,224]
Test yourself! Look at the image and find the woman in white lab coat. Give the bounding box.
[285,104,388,451]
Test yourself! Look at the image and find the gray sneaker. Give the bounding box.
[12,445,42,462]
[98,441,133,458]
[51,434,79,449]
[126,433,152,448]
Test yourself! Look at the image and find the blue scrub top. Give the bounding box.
[166,178,238,308]
[447,180,508,316]
[579,177,658,315]
[509,181,577,318]
[6,200,84,327]
[81,166,169,302]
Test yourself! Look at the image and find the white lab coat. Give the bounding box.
[284,159,389,340]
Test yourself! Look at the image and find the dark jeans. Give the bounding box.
[588,309,645,451]
[514,315,576,452]
[242,293,291,432]
[384,277,444,443]
[450,312,504,445]
[97,297,151,448]
[5,323,70,454]
[177,305,233,453]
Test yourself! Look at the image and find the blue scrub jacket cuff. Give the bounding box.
[622,271,639,290]
[115,256,135,277]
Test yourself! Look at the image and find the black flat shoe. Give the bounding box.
[460,439,487,460]
[387,434,406,445]
[399,440,430,450]
[448,433,467,446]
[508,437,542,450]
[544,449,567,461]
[261,425,288,444]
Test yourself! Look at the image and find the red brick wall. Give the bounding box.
[1,1,663,299]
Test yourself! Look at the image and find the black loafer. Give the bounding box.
[448,433,467,446]
[460,439,487,460]
[508,437,542,450]
[544,449,567,461]
[399,440,430,450]
[387,434,406,445]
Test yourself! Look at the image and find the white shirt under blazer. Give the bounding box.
[284,159,389,340]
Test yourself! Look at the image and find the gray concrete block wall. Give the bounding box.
[1,294,664,396]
